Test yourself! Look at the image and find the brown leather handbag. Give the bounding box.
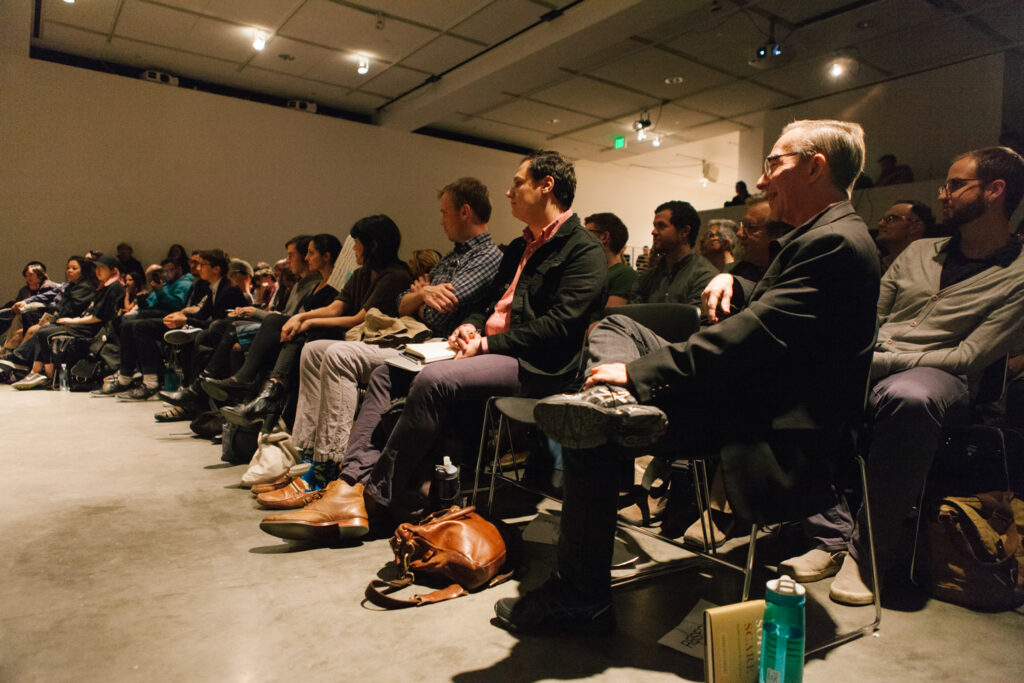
[365,505,513,609]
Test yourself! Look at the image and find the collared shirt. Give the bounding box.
[939,232,1022,290]
[629,250,718,307]
[398,232,502,338]
[485,210,572,337]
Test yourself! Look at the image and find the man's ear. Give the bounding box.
[807,152,829,185]
[539,174,556,195]
[985,178,1007,207]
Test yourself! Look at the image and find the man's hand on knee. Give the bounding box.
[584,363,629,389]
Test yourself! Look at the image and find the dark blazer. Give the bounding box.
[463,213,607,387]
[187,279,247,328]
[627,201,881,523]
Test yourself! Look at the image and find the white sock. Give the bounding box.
[142,373,159,389]
[117,373,133,386]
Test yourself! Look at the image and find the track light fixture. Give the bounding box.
[253,30,267,51]
[357,57,370,75]
[749,19,788,67]
[633,110,652,132]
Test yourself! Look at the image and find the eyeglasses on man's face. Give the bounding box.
[763,151,803,176]
[880,214,918,224]
[939,178,982,197]
[739,220,766,233]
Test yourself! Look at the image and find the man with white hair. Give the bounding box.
[499,120,880,635]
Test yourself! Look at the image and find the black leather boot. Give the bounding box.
[201,375,257,402]
[220,379,284,429]
[158,377,206,409]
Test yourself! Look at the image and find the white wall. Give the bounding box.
[761,53,1005,181]
[0,44,686,293]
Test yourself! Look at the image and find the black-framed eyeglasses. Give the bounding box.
[880,214,918,224]
[739,220,766,233]
[763,151,803,175]
[939,178,982,196]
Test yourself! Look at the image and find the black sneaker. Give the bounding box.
[163,326,202,345]
[493,577,615,635]
[534,385,668,449]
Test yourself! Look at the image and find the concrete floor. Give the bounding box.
[2,386,1023,682]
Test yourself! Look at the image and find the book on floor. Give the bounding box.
[704,599,765,683]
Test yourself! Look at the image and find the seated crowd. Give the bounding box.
[3,125,1023,639]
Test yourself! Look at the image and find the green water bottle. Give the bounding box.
[759,576,805,683]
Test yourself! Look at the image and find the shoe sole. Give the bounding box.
[493,600,616,636]
[13,382,50,391]
[221,407,260,428]
[534,398,667,449]
[259,518,369,543]
[164,332,200,345]
[780,563,842,583]
[829,586,875,605]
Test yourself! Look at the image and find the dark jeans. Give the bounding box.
[801,367,969,569]
[341,355,558,513]
[232,314,346,386]
[119,317,170,375]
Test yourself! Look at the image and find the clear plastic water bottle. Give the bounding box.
[759,576,805,683]
[58,363,70,392]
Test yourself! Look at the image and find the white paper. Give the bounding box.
[658,598,719,658]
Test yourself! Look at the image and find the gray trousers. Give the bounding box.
[291,339,401,463]
[802,366,969,569]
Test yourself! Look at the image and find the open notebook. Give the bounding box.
[385,341,456,372]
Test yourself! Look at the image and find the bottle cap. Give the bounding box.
[441,455,458,476]
[766,575,806,606]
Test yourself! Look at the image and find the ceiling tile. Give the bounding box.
[34,21,115,60]
[354,0,489,31]
[179,17,254,64]
[972,2,1024,43]
[280,0,438,62]
[247,35,333,77]
[432,115,547,149]
[649,104,717,133]
[588,49,733,100]
[449,0,543,44]
[751,57,888,101]
[302,51,371,90]
[196,0,303,29]
[114,0,200,49]
[562,121,639,150]
[355,65,431,99]
[334,90,389,114]
[484,98,602,136]
[660,12,776,77]
[399,34,482,74]
[675,80,796,118]
[40,0,122,34]
[756,0,859,25]
[531,76,659,121]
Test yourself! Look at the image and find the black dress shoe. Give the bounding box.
[201,375,257,402]
[221,379,285,431]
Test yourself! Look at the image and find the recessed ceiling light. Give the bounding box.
[664,76,685,85]
[253,30,267,51]
[829,61,845,78]
[856,19,875,29]
[548,118,560,124]
[357,57,370,75]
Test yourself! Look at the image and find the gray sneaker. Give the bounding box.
[12,372,51,390]
[534,384,668,449]
[164,326,202,345]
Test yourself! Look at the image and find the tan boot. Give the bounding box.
[256,478,318,509]
[260,481,369,542]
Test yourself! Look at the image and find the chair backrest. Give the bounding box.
[974,355,1008,406]
[600,304,700,344]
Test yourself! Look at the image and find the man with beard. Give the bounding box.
[781,146,1024,606]
[629,200,718,306]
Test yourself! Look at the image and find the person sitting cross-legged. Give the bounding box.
[495,119,881,636]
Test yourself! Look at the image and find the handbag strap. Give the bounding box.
[364,577,467,609]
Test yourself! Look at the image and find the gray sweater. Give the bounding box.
[872,236,1024,386]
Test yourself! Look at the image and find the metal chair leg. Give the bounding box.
[741,527,758,601]
[470,397,496,507]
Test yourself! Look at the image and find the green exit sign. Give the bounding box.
[613,136,625,149]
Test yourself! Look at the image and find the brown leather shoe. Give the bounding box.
[256,478,319,509]
[259,481,369,542]
[250,474,293,495]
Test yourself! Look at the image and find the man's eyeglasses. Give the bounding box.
[763,151,803,175]
[880,214,918,224]
[739,220,766,233]
[939,178,982,196]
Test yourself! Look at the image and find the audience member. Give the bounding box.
[782,146,1024,606]
[630,201,718,306]
[1,256,96,364]
[875,200,936,271]
[724,180,751,207]
[138,258,194,315]
[166,244,188,270]
[698,219,738,272]
[506,120,879,635]
[259,177,502,498]
[729,196,791,282]
[11,255,127,390]
[1,262,58,338]
[116,243,143,278]
[252,262,276,309]
[585,212,636,308]
[258,151,606,540]
[408,249,442,279]
[875,153,914,186]
[634,246,651,273]
[215,219,413,428]
[228,259,255,304]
